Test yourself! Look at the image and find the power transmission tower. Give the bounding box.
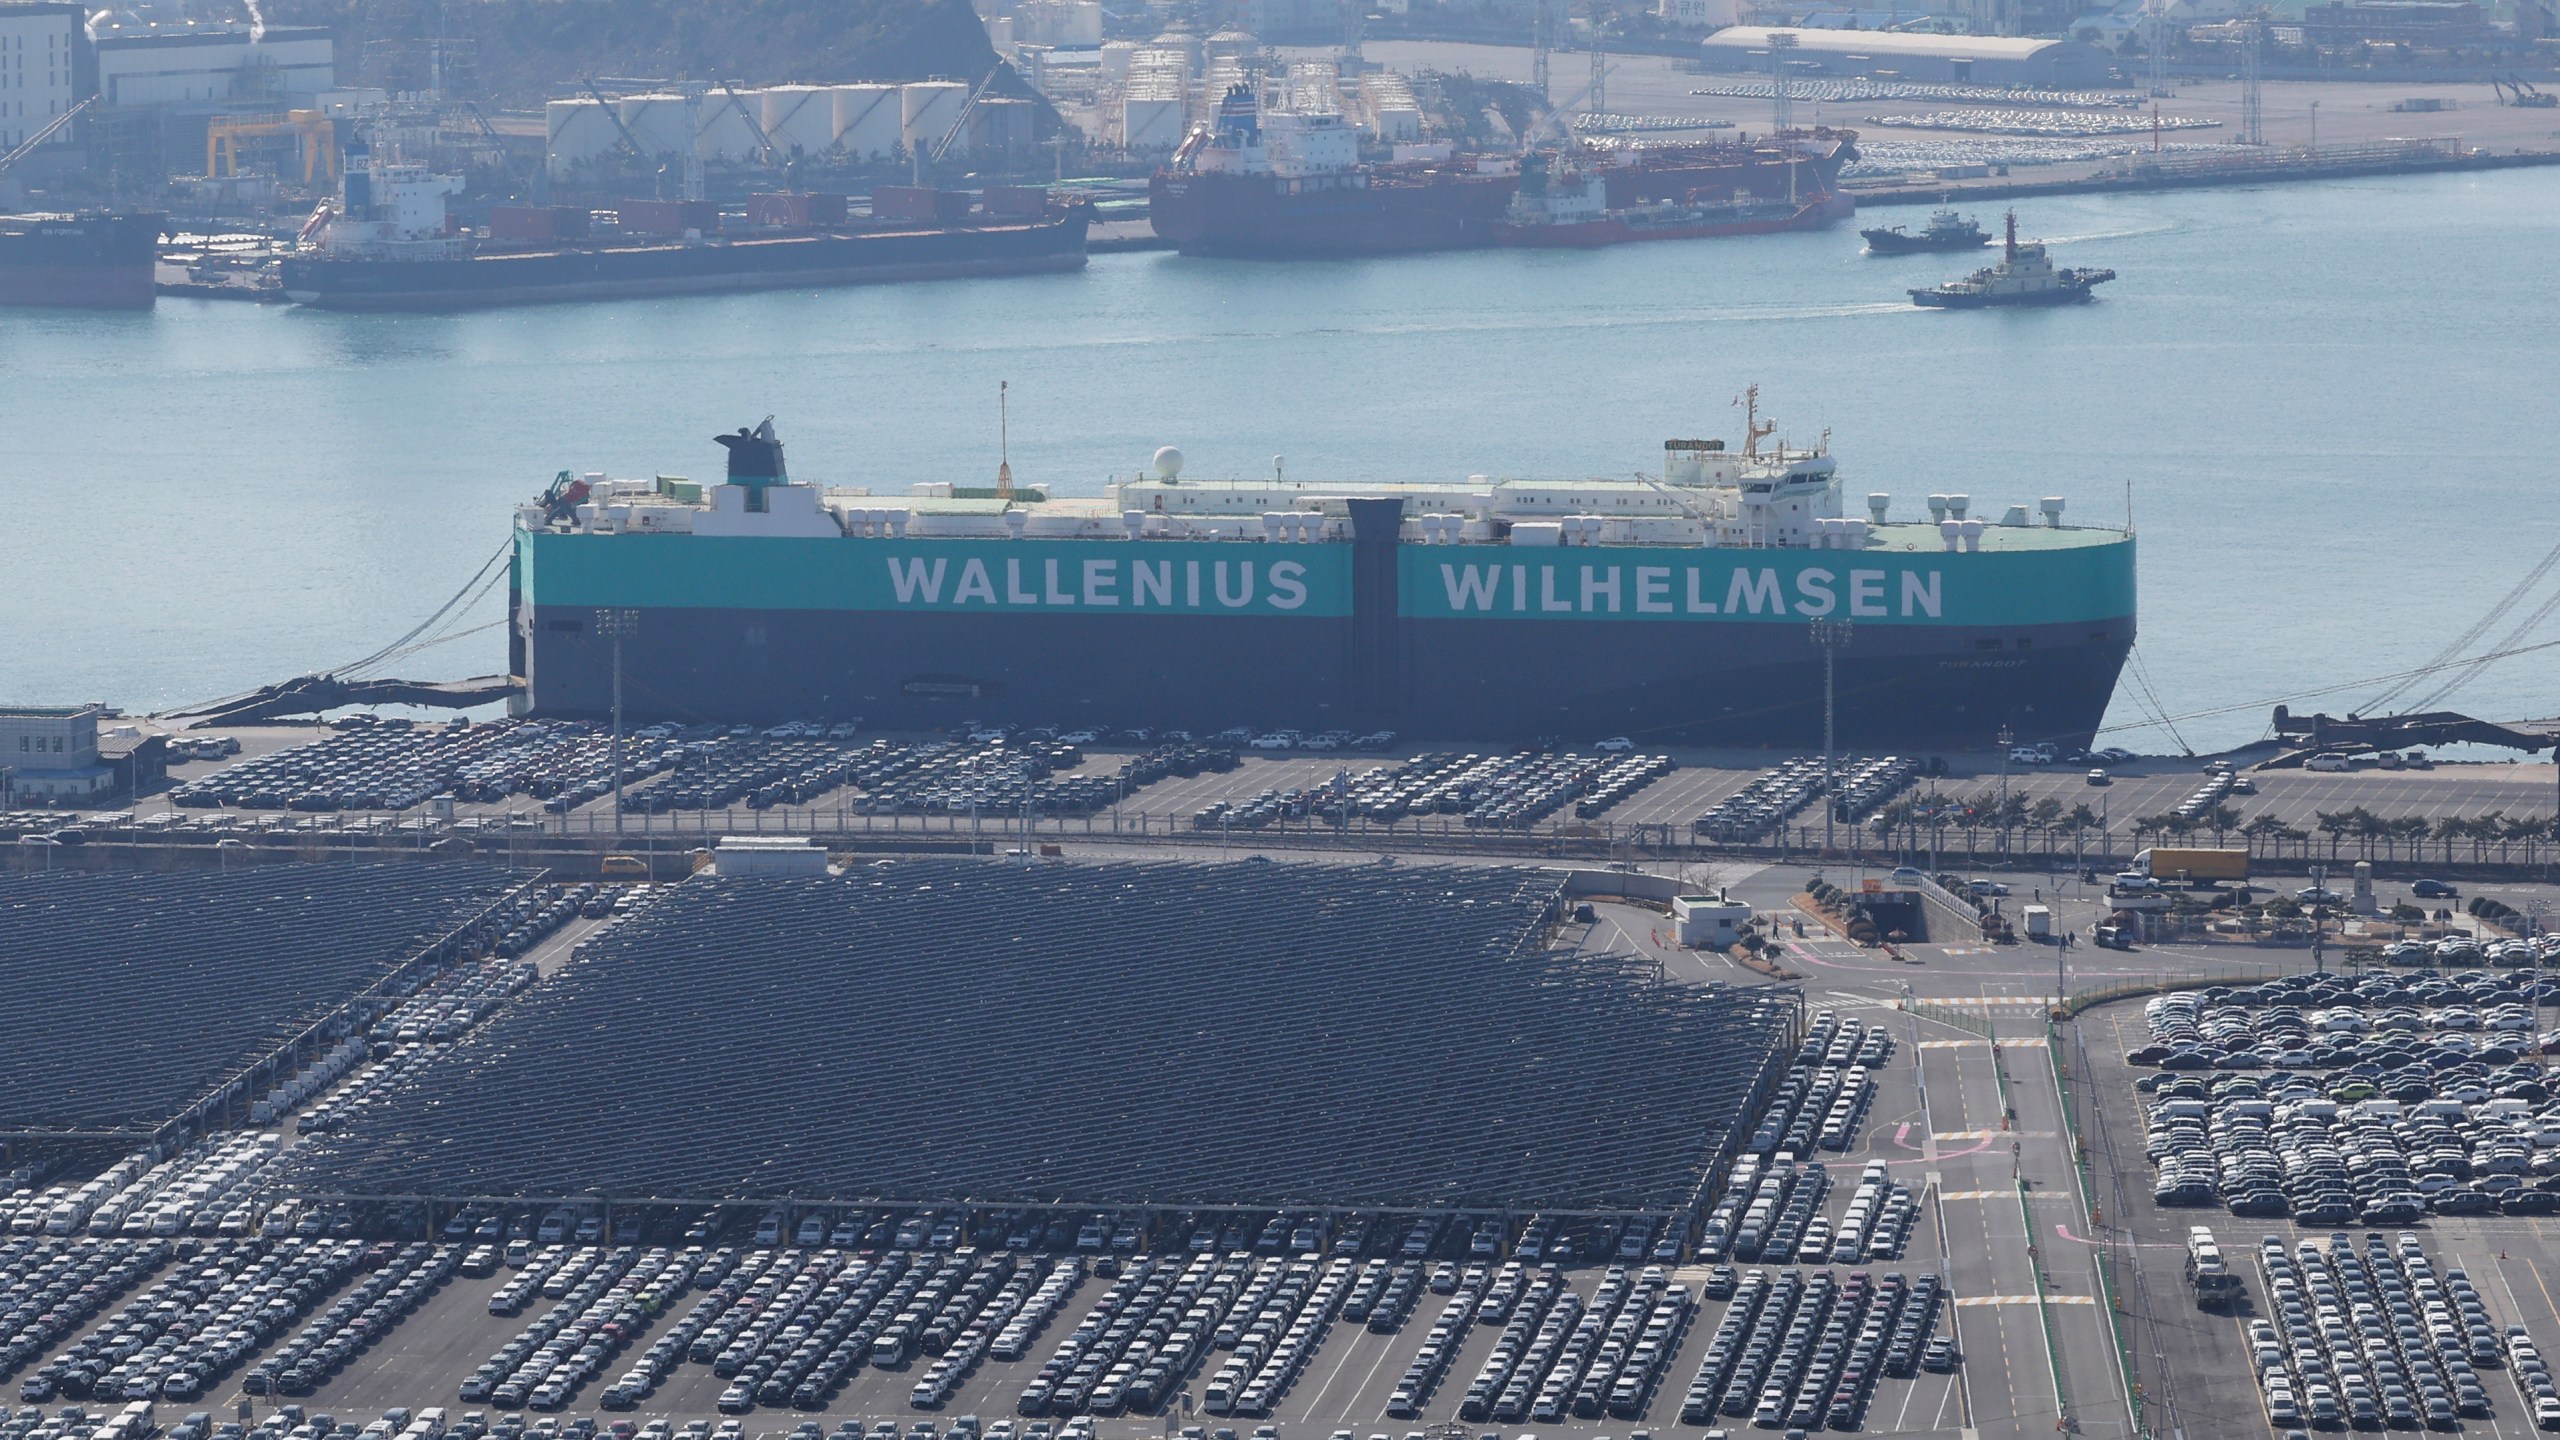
[1767,31,1795,133]
[1588,2,1607,114]
[2239,15,2263,144]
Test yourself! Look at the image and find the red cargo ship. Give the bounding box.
[1148,85,1855,258]
[0,211,163,309]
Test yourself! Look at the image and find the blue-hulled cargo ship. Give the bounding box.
[509,399,2137,749]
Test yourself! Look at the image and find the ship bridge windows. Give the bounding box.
[546,618,585,634]
[1974,637,2003,651]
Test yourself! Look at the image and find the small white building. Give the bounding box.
[0,3,84,154]
[1674,892,1754,948]
[1,704,112,805]
[713,835,829,877]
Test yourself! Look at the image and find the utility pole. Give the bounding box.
[594,608,640,833]
[1811,618,1851,857]
[1996,722,2015,862]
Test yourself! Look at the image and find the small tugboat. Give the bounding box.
[1908,212,2113,308]
[1860,206,1990,254]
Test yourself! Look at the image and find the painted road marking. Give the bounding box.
[1919,996,2062,1008]
[1918,1038,2051,1050]
[1933,1129,2056,1141]
[1953,1294,2097,1306]
[1941,1189,2075,1202]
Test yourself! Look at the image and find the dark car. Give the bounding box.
[2413,879,2460,899]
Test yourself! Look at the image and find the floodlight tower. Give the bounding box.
[1588,0,1608,113]
[1532,0,1551,99]
[2239,14,2264,145]
[1767,31,1797,134]
[2144,0,2170,98]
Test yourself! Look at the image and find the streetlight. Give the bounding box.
[1810,618,1852,858]
[1995,723,2015,864]
[593,608,640,833]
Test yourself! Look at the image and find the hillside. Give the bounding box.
[272,0,1030,108]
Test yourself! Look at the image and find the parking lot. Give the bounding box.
[52,720,2545,873]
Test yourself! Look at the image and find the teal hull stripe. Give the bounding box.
[519,532,2135,628]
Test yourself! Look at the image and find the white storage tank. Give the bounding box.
[831,83,901,159]
[1065,0,1106,43]
[696,94,761,163]
[1118,89,1187,150]
[901,81,970,156]
[616,92,692,163]
[760,84,836,158]
[544,97,619,177]
[1099,38,1140,81]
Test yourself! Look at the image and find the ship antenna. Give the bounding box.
[2005,209,2018,263]
[996,380,1014,502]
[1734,384,1774,458]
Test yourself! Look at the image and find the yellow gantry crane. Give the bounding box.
[205,109,339,182]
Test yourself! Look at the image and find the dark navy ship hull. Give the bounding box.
[515,602,2132,751]
[281,209,1089,310]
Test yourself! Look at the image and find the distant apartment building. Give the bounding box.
[0,2,86,153]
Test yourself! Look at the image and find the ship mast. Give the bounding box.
[1737,384,1776,457]
[2004,209,2018,263]
[997,380,1014,501]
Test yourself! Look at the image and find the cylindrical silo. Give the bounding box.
[831,83,901,160]
[616,93,692,163]
[544,97,618,178]
[758,85,835,159]
[696,95,760,163]
[901,81,970,157]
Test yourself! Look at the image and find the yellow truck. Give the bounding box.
[2133,846,2249,884]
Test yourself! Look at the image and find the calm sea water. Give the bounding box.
[6,167,2557,749]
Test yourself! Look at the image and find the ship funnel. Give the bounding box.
[1867,493,1891,525]
[1939,520,1962,552]
[714,417,788,488]
[1945,493,1970,520]
[1926,494,1948,523]
[2041,496,2066,528]
[1959,519,1985,552]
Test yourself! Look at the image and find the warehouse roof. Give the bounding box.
[1701,24,2081,58]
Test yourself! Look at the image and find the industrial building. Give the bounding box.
[92,26,333,107]
[1698,24,2112,85]
[0,2,87,155]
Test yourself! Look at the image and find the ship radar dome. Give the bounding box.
[1153,446,1185,481]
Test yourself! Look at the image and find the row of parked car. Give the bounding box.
[0,1239,169,1381]
[17,1237,373,1404]
[2380,932,2560,968]
[2143,1060,2560,1222]
[242,1242,458,1399]
[1691,756,1913,842]
[2129,970,2559,1071]
[2252,1231,2512,1433]
[1464,1263,1690,1424]
[173,722,653,814]
[1680,1268,1949,1431]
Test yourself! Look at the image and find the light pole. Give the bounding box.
[593,608,640,834]
[1995,723,2015,863]
[1811,618,1851,857]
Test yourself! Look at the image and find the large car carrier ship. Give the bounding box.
[509,400,2135,748]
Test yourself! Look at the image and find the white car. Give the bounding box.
[2307,754,2351,773]
[1248,734,1296,750]
[1594,736,1636,754]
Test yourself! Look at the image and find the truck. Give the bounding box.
[2022,905,2054,943]
[2185,1226,2243,1309]
[2132,846,2249,885]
